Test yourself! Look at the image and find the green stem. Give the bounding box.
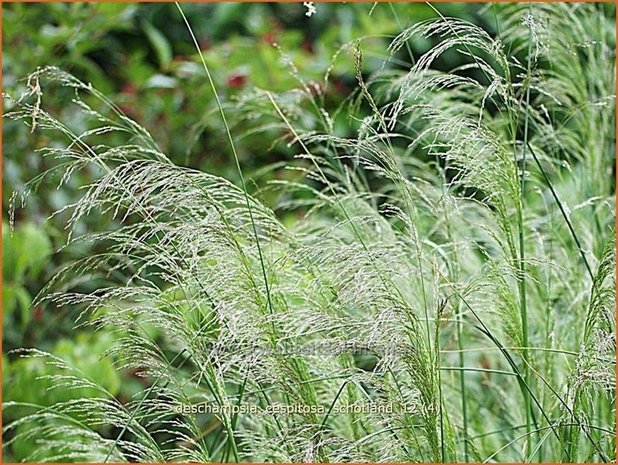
[456,309,470,461]
[519,3,534,457]
[526,142,594,279]
[440,183,469,461]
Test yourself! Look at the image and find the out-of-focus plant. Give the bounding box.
[2,222,52,349]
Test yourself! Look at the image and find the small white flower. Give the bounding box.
[303,2,316,17]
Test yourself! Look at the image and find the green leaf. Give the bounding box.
[21,223,53,279]
[2,285,16,320]
[2,222,52,283]
[16,286,33,329]
[146,73,178,89]
[142,19,172,72]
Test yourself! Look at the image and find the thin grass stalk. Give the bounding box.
[518,3,534,456]
[439,172,469,462]
[526,142,594,279]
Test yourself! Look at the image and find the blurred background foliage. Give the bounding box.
[1,3,568,461]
